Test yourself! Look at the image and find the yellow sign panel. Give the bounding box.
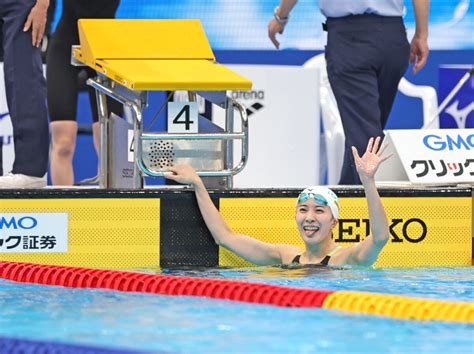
[0,199,161,269]
[219,197,472,267]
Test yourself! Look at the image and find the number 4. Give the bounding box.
[168,102,198,133]
[173,105,193,130]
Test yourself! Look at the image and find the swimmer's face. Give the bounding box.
[295,198,337,244]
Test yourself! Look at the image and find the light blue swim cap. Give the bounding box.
[297,186,339,219]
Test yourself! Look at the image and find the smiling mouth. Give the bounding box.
[303,226,320,232]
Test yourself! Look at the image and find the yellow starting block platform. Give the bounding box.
[73,19,251,91]
[0,186,472,269]
[72,19,252,189]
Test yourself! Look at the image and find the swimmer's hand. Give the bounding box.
[352,136,393,182]
[163,164,201,186]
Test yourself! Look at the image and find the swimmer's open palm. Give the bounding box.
[352,137,393,180]
[163,164,200,186]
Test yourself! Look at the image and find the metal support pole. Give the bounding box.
[95,77,109,188]
[131,103,144,189]
[225,98,235,189]
[187,91,197,102]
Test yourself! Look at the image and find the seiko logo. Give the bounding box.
[335,218,427,243]
[231,90,265,100]
[423,134,473,151]
[0,216,38,230]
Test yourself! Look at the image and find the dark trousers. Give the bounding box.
[0,0,49,177]
[325,14,409,185]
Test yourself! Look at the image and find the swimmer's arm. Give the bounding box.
[194,181,284,265]
[349,138,391,266]
[349,177,389,266]
[164,165,285,265]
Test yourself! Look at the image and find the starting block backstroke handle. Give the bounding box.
[136,99,249,178]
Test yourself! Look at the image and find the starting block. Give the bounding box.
[72,19,252,189]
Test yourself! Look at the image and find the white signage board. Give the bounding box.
[376,129,474,184]
[213,65,320,188]
[0,213,68,253]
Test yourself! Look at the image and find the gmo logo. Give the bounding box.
[0,216,38,230]
[423,134,474,151]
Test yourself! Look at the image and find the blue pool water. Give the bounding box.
[0,266,473,353]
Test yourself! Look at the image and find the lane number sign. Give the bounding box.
[167,102,198,133]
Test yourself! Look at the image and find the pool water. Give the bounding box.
[0,266,472,353]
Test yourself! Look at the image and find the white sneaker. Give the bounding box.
[0,172,47,189]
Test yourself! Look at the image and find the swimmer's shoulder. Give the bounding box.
[274,244,304,264]
[326,245,356,265]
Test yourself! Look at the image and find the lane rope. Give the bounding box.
[1,261,472,323]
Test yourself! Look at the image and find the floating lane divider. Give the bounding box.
[0,261,472,323]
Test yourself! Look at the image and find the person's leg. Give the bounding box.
[50,121,78,185]
[376,26,410,128]
[78,0,121,182]
[329,69,383,185]
[46,17,79,186]
[2,0,48,178]
[325,18,384,185]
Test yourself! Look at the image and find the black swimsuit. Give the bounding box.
[289,246,343,267]
[291,254,332,266]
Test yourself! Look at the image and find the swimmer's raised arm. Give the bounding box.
[348,137,392,266]
[164,165,297,265]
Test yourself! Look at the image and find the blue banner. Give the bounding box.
[438,66,474,128]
